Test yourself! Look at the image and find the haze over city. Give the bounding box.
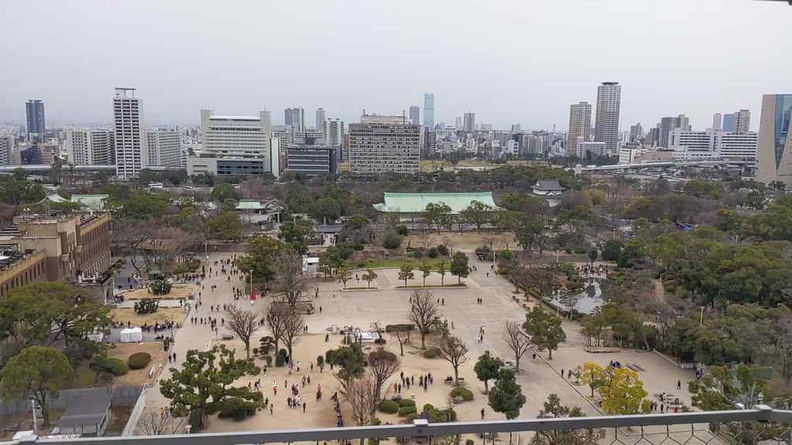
[1,0,790,130]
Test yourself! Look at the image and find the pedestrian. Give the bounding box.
[481,408,485,419]
[303,402,307,413]
[677,379,681,390]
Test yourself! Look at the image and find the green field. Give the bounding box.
[352,257,450,271]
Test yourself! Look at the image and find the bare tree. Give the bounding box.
[264,304,288,353]
[390,326,411,356]
[503,320,531,372]
[341,375,379,427]
[273,252,309,306]
[225,305,259,359]
[407,289,440,350]
[437,335,469,386]
[137,411,186,435]
[367,349,400,401]
[281,307,305,362]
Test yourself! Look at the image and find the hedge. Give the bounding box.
[450,386,474,401]
[423,348,438,359]
[218,399,258,421]
[398,399,416,408]
[398,406,417,417]
[128,352,152,370]
[379,400,399,414]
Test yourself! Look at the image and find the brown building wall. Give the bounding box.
[0,251,48,298]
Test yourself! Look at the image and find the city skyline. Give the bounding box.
[1,0,789,131]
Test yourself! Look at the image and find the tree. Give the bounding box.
[342,375,379,428]
[502,321,531,372]
[450,252,469,284]
[278,219,314,254]
[0,346,74,427]
[580,362,608,398]
[488,368,526,423]
[160,344,262,430]
[531,394,603,445]
[382,231,403,249]
[437,260,447,286]
[280,307,305,362]
[273,251,309,306]
[210,183,239,202]
[599,368,650,415]
[338,265,352,289]
[326,343,366,384]
[474,351,504,394]
[398,262,415,287]
[362,269,378,289]
[208,211,242,240]
[318,248,344,279]
[587,249,598,267]
[419,262,432,286]
[515,217,544,253]
[460,200,493,232]
[235,235,284,287]
[225,305,259,360]
[601,240,623,262]
[367,349,400,401]
[422,202,452,232]
[437,336,469,385]
[523,307,566,359]
[264,304,289,354]
[407,290,441,349]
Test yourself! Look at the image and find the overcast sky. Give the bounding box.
[0,0,789,131]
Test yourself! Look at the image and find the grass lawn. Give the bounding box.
[355,257,450,271]
[110,307,186,326]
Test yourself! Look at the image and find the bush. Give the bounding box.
[422,403,435,412]
[450,386,474,401]
[317,355,324,366]
[398,399,416,408]
[395,225,409,236]
[92,357,129,376]
[382,232,403,250]
[128,352,152,370]
[275,354,285,367]
[412,250,423,259]
[467,440,475,445]
[134,298,159,315]
[405,412,419,423]
[252,348,258,355]
[149,279,172,295]
[436,244,449,256]
[218,398,258,421]
[385,323,414,333]
[171,264,190,275]
[264,355,273,367]
[427,247,439,258]
[398,406,417,417]
[379,400,399,414]
[423,348,438,359]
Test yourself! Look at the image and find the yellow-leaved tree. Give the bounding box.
[599,368,652,415]
[580,362,608,398]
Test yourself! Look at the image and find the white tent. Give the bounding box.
[119,327,143,343]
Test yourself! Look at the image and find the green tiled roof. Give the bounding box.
[373,192,498,214]
[236,199,266,210]
[71,194,108,211]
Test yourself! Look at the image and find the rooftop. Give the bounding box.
[209,115,261,121]
[373,192,499,214]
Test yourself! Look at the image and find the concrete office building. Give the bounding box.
[188,109,272,176]
[0,134,13,165]
[577,141,607,158]
[146,130,181,167]
[568,102,592,156]
[712,113,723,130]
[757,94,792,186]
[285,107,305,132]
[455,116,462,129]
[26,100,46,136]
[65,130,114,165]
[285,146,337,176]
[112,88,145,179]
[463,112,476,132]
[594,82,621,153]
[669,128,758,162]
[315,108,326,132]
[409,106,420,126]
[511,124,522,133]
[723,113,737,132]
[736,109,751,134]
[658,115,691,148]
[719,132,759,161]
[349,115,420,174]
[423,94,435,129]
[629,123,643,142]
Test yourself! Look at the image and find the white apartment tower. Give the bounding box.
[113,88,145,179]
[315,108,326,132]
[0,134,13,166]
[735,109,751,134]
[568,102,592,156]
[200,109,272,160]
[594,82,622,153]
[146,130,182,167]
[66,130,114,165]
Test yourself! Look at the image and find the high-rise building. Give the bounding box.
[511,124,522,133]
[629,123,643,142]
[409,106,420,126]
[735,109,751,134]
[723,113,737,132]
[0,134,13,165]
[66,130,114,165]
[315,108,326,132]
[594,82,621,153]
[455,116,462,129]
[349,114,420,174]
[712,113,723,130]
[325,118,345,149]
[112,88,145,179]
[189,109,272,176]
[285,109,293,126]
[423,94,435,129]
[463,112,476,132]
[757,94,792,186]
[658,114,690,148]
[146,130,181,167]
[568,102,592,156]
[25,100,46,136]
[285,107,305,132]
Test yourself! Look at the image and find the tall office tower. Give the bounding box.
[315,108,326,132]
[455,116,462,129]
[325,118,345,148]
[463,112,476,132]
[511,124,522,133]
[423,94,435,129]
[146,130,181,167]
[658,115,690,148]
[735,109,751,134]
[677,114,691,131]
[25,100,46,136]
[629,123,643,142]
[349,114,420,174]
[757,94,792,186]
[65,130,114,165]
[409,106,420,125]
[285,108,293,126]
[200,109,271,159]
[0,134,13,165]
[594,82,621,153]
[723,113,737,132]
[112,88,145,179]
[712,113,723,130]
[285,107,305,132]
[568,102,592,156]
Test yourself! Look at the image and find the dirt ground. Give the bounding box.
[109,307,188,326]
[122,284,197,300]
[405,232,517,252]
[108,342,169,386]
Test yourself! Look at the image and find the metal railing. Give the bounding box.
[6,406,791,445]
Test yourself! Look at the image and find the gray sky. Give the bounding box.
[0,0,789,131]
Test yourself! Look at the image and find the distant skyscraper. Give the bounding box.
[723,113,737,132]
[712,113,723,130]
[594,82,621,153]
[463,112,476,132]
[629,123,643,142]
[113,88,145,179]
[0,134,13,165]
[757,94,792,186]
[25,100,46,135]
[568,102,592,156]
[409,106,420,125]
[285,107,305,132]
[325,118,345,159]
[315,108,326,131]
[658,115,690,148]
[285,109,293,126]
[455,116,462,129]
[349,114,420,174]
[736,109,751,134]
[146,130,181,167]
[511,124,522,133]
[423,94,435,129]
[66,130,114,165]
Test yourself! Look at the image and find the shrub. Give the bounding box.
[128,352,152,370]
[412,250,423,259]
[265,355,273,367]
[252,348,258,355]
[450,386,474,401]
[437,245,449,256]
[423,348,438,359]
[316,355,324,366]
[171,264,190,275]
[427,247,439,258]
[278,348,288,358]
[385,323,414,333]
[467,440,475,445]
[218,398,258,421]
[149,279,172,295]
[398,398,416,408]
[92,357,128,376]
[382,232,403,250]
[395,225,409,236]
[275,354,285,367]
[379,400,399,414]
[398,406,417,417]
[422,403,435,412]
[134,298,159,315]
[405,413,419,423]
